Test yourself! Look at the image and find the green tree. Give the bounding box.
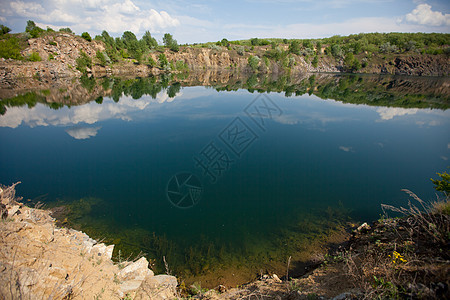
[250,38,259,46]
[343,53,361,72]
[142,31,158,49]
[81,32,92,42]
[122,31,142,60]
[25,20,43,38]
[163,33,179,52]
[0,24,11,35]
[59,27,73,34]
[431,172,450,195]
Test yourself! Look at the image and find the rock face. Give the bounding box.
[0,183,178,299]
[1,32,448,85]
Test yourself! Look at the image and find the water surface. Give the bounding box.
[1,73,449,285]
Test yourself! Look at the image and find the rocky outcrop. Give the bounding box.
[0,183,178,299]
[1,32,448,84]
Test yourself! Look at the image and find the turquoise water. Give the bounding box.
[1,76,449,281]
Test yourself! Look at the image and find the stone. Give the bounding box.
[118,257,154,281]
[90,243,114,260]
[357,222,371,232]
[272,274,282,283]
[120,279,143,294]
[134,275,178,300]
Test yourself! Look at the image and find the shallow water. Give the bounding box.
[1,74,449,284]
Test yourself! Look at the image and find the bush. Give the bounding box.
[59,27,73,34]
[289,40,300,54]
[81,32,92,42]
[28,51,41,61]
[76,50,92,73]
[312,55,318,68]
[96,50,107,66]
[148,56,156,67]
[236,46,245,56]
[158,53,169,70]
[248,55,260,71]
[0,37,22,59]
[208,44,221,51]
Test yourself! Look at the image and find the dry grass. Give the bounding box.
[343,190,449,299]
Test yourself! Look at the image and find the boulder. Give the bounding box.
[134,275,178,300]
[118,257,154,282]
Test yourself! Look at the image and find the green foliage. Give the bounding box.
[289,40,300,54]
[248,55,260,71]
[315,41,322,54]
[175,60,188,71]
[250,38,259,46]
[96,51,107,66]
[0,91,45,115]
[148,56,156,67]
[0,37,23,59]
[311,55,318,68]
[220,38,229,47]
[79,74,96,92]
[28,51,42,62]
[167,82,181,98]
[76,50,92,73]
[121,31,142,60]
[431,172,450,195]
[158,53,169,70]
[380,42,398,53]
[25,20,44,38]
[163,33,179,52]
[343,53,361,72]
[59,27,73,34]
[142,31,158,49]
[236,46,245,56]
[81,32,92,42]
[0,24,11,35]
[302,39,313,49]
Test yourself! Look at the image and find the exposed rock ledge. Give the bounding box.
[0,183,178,300]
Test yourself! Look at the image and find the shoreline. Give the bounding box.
[1,183,449,299]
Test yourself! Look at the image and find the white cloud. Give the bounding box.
[10,1,44,17]
[441,156,448,161]
[7,0,179,35]
[0,90,178,128]
[66,126,101,139]
[339,146,354,152]
[404,4,450,27]
[376,107,419,120]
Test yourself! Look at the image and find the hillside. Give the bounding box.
[0,30,449,84]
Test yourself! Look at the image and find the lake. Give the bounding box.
[0,73,449,286]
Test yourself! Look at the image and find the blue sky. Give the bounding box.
[0,0,449,43]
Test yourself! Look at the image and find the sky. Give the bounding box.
[0,0,449,43]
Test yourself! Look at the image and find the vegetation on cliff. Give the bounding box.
[1,20,449,76]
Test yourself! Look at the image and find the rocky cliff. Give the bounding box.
[0,183,178,299]
[1,32,448,85]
